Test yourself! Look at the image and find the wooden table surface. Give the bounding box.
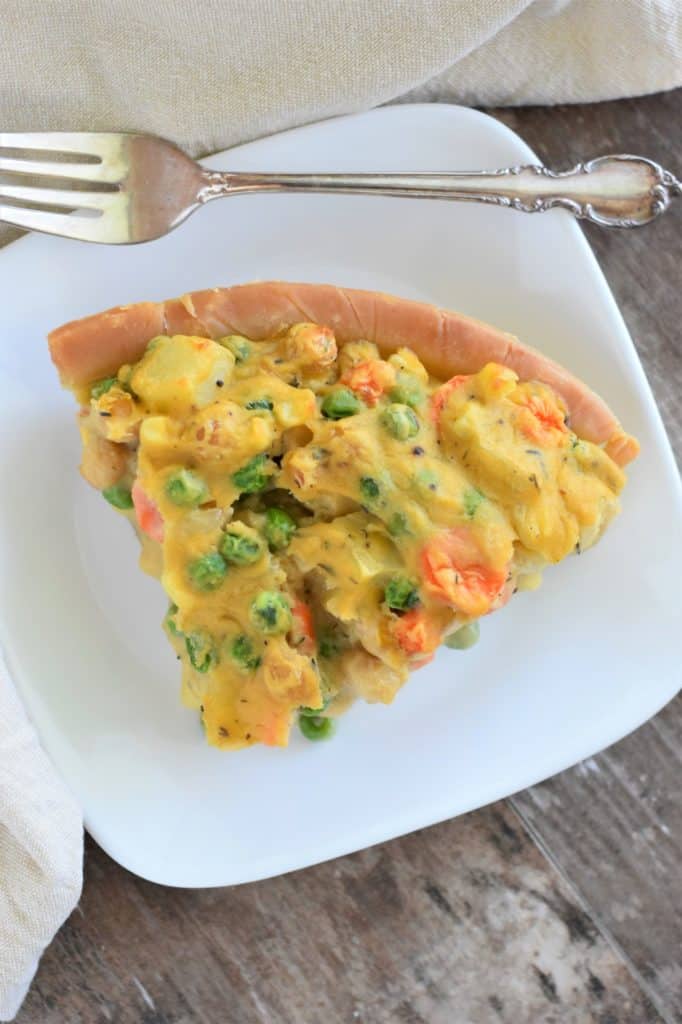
[16,89,681,1024]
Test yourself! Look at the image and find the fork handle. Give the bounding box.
[200,155,681,228]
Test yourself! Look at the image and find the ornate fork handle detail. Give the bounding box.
[1,135,679,243]
[200,154,681,228]
[497,156,681,226]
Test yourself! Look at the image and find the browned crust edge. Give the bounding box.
[48,281,639,466]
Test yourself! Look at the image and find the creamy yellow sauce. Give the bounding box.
[80,325,625,748]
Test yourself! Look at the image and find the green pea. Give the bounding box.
[232,453,271,493]
[264,507,297,550]
[360,476,380,503]
[381,403,419,440]
[246,398,273,411]
[318,629,345,659]
[188,551,227,591]
[445,621,480,650]
[165,469,208,507]
[231,634,262,671]
[164,603,182,637]
[384,576,420,612]
[389,374,423,408]
[321,388,362,419]
[387,511,409,537]
[102,483,133,510]
[299,714,336,741]
[90,376,118,400]
[250,591,292,634]
[220,530,263,565]
[462,488,485,519]
[185,630,218,673]
[219,335,251,363]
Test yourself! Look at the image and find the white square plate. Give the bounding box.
[0,105,680,887]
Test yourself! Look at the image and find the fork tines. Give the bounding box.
[0,132,126,241]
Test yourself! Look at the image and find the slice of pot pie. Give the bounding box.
[48,282,638,749]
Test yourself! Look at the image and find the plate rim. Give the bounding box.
[1,101,680,887]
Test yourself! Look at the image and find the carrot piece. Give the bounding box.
[260,710,291,747]
[515,392,568,446]
[341,359,395,406]
[131,481,164,543]
[393,609,441,658]
[429,374,470,424]
[289,601,316,656]
[420,527,507,617]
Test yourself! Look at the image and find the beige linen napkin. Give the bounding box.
[0,0,679,250]
[0,663,82,1021]
[0,0,680,1017]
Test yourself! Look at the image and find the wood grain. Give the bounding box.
[512,697,682,1023]
[487,91,682,1023]
[12,88,682,1024]
[19,808,662,1024]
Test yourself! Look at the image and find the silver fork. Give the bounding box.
[1,131,680,244]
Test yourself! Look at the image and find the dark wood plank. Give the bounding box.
[17,805,661,1024]
[512,697,682,1023]
[485,91,682,1022]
